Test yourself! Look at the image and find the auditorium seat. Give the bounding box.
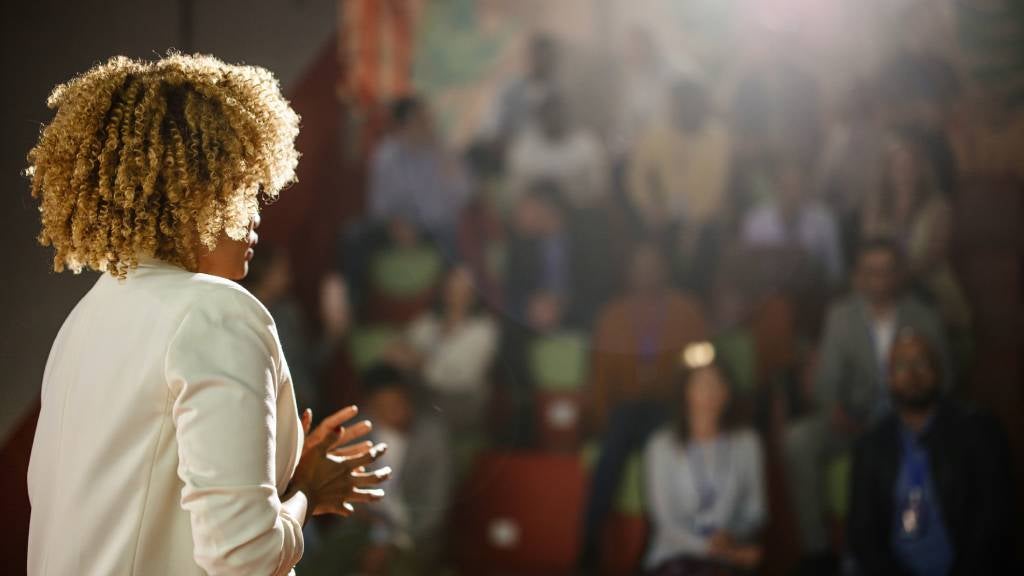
[367,244,442,324]
[531,332,589,452]
[452,452,586,575]
[347,325,400,372]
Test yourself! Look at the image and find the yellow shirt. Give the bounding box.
[627,121,730,227]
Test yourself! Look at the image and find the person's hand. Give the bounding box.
[707,530,735,559]
[286,406,390,517]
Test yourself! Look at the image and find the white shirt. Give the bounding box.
[507,126,608,208]
[406,313,498,395]
[28,259,304,575]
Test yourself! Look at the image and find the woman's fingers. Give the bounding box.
[300,409,313,436]
[351,466,392,487]
[331,442,387,470]
[330,441,374,459]
[328,420,373,451]
[344,488,386,503]
[307,405,359,447]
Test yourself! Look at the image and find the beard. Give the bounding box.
[891,384,940,412]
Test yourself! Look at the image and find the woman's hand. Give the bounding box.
[286,406,390,518]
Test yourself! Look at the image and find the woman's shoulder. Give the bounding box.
[181,273,275,327]
[727,428,763,457]
[644,426,682,459]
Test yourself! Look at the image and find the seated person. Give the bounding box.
[849,329,1014,575]
[627,77,730,248]
[785,237,951,565]
[498,181,581,447]
[343,95,466,315]
[359,364,452,576]
[385,265,499,436]
[741,150,844,287]
[368,95,469,249]
[578,240,708,570]
[506,91,607,210]
[644,344,765,575]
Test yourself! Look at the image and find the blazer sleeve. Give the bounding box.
[165,288,303,576]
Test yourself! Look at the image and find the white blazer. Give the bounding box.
[28,259,305,575]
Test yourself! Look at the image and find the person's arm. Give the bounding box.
[643,433,710,556]
[368,146,395,223]
[814,305,846,415]
[961,413,1015,573]
[818,208,844,285]
[732,433,767,540]
[165,291,305,576]
[848,432,910,576]
[626,131,655,220]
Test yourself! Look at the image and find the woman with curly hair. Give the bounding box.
[25,53,390,575]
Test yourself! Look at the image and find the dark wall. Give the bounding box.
[0,0,337,441]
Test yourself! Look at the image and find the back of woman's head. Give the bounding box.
[26,53,300,277]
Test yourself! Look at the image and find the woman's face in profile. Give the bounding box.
[198,213,260,281]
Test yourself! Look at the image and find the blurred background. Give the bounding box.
[1,0,1022,574]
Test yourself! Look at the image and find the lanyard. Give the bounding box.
[688,437,731,514]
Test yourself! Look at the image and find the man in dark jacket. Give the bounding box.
[849,329,1014,575]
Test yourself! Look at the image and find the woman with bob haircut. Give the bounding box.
[25,53,390,575]
[643,342,766,575]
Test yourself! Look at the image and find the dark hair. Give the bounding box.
[361,362,408,397]
[390,95,423,128]
[671,360,743,444]
[857,236,905,268]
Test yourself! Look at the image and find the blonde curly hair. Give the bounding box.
[26,52,300,278]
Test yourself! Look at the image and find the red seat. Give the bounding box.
[600,513,648,576]
[452,452,586,575]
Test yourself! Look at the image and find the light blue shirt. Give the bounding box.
[643,428,766,569]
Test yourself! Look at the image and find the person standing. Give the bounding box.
[25,54,389,575]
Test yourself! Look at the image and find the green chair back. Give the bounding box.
[349,325,400,372]
[529,332,589,392]
[370,245,443,298]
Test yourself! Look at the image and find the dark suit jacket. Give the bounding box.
[849,401,1015,575]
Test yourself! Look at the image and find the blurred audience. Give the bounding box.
[610,27,672,157]
[507,91,607,210]
[644,349,766,576]
[785,238,951,567]
[359,363,452,576]
[849,329,1014,575]
[579,240,707,570]
[385,265,498,435]
[368,95,469,250]
[741,150,845,287]
[498,181,580,446]
[628,77,730,275]
[480,33,562,148]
